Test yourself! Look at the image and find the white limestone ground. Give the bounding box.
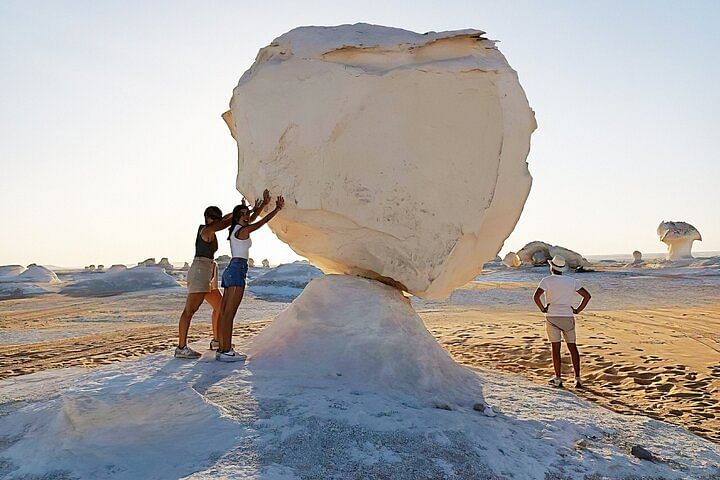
[60,266,181,296]
[0,345,717,479]
[224,23,536,299]
[248,261,323,300]
[0,264,59,300]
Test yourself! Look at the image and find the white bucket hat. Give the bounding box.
[548,255,568,272]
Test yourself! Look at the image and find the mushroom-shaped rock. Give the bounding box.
[216,255,231,270]
[107,264,128,274]
[633,251,642,262]
[96,265,105,272]
[223,23,535,299]
[657,221,701,260]
[180,262,190,271]
[157,258,173,271]
[517,241,552,266]
[17,265,59,283]
[502,252,522,268]
[261,259,270,269]
[139,258,156,267]
[248,258,255,268]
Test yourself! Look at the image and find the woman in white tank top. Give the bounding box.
[216,192,285,362]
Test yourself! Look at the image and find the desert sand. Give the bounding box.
[2,267,717,443]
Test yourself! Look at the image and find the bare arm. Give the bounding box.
[249,189,271,223]
[533,288,548,313]
[236,195,285,238]
[573,287,591,314]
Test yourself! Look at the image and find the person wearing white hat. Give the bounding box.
[533,255,592,388]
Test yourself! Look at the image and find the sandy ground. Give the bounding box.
[1,272,718,443]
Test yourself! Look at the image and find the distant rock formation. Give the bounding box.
[0,265,25,277]
[502,252,522,268]
[138,258,157,267]
[107,264,128,274]
[657,221,701,260]
[516,242,591,269]
[216,255,231,270]
[627,250,644,267]
[85,265,96,271]
[17,264,60,283]
[248,258,255,268]
[157,258,173,271]
[180,262,190,271]
[96,265,105,272]
[262,259,270,268]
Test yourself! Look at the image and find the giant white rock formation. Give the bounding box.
[516,241,591,270]
[657,221,701,260]
[224,24,535,299]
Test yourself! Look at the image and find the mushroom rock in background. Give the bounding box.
[0,265,25,278]
[107,264,128,274]
[657,221,701,260]
[224,23,535,299]
[261,259,270,268]
[248,258,255,268]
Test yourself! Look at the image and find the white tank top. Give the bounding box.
[230,225,252,259]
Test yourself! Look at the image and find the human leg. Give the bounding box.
[205,288,223,344]
[178,293,205,348]
[218,286,245,352]
[567,343,581,381]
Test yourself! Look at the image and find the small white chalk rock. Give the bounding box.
[261,259,270,269]
[502,252,522,268]
[657,221,701,260]
[138,258,156,267]
[224,24,535,299]
[17,265,59,283]
[107,264,128,274]
[157,258,173,271]
[0,265,25,277]
[248,258,255,268]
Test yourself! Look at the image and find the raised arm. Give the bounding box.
[237,195,285,237]
[249,189,271,223]
[572,288,591,314]
[533,288,548,313]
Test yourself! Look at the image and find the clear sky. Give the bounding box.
[1,1,718,268]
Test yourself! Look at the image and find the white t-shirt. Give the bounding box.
[537,275,582,317]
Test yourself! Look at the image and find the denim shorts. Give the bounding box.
[221,258,248,288]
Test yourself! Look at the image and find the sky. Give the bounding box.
[1,0,719,268]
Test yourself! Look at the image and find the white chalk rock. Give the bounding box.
[0,265,25,277]
[502,252,522,268]
[17,264,59,283]
[107,264,128,274]
[157,258,173,271]
[261,259,270,268]
[224,24,535,299]
[633,250,642,261]
[657,221,701,260]
[517,241,591,269]
[248,258,255,268]
[248,275,485,406]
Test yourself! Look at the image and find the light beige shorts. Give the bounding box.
[186,257,218,293]
[546,316,576,343]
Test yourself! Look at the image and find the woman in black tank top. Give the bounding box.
[176,197,269,359]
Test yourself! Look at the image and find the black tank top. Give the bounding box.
[195,225,218,259]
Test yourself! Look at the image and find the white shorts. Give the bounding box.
[545,316,576,343]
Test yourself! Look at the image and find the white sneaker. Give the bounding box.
[548,377,563,388]
[209,339,219,351]
[482,405,497,417]
[174,346,201,359]
[215,349,247,362]
[574,377,582,388]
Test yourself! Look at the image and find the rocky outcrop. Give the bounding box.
[224,24,535,299]
[516,242,591,269]
[657,221,701,260]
